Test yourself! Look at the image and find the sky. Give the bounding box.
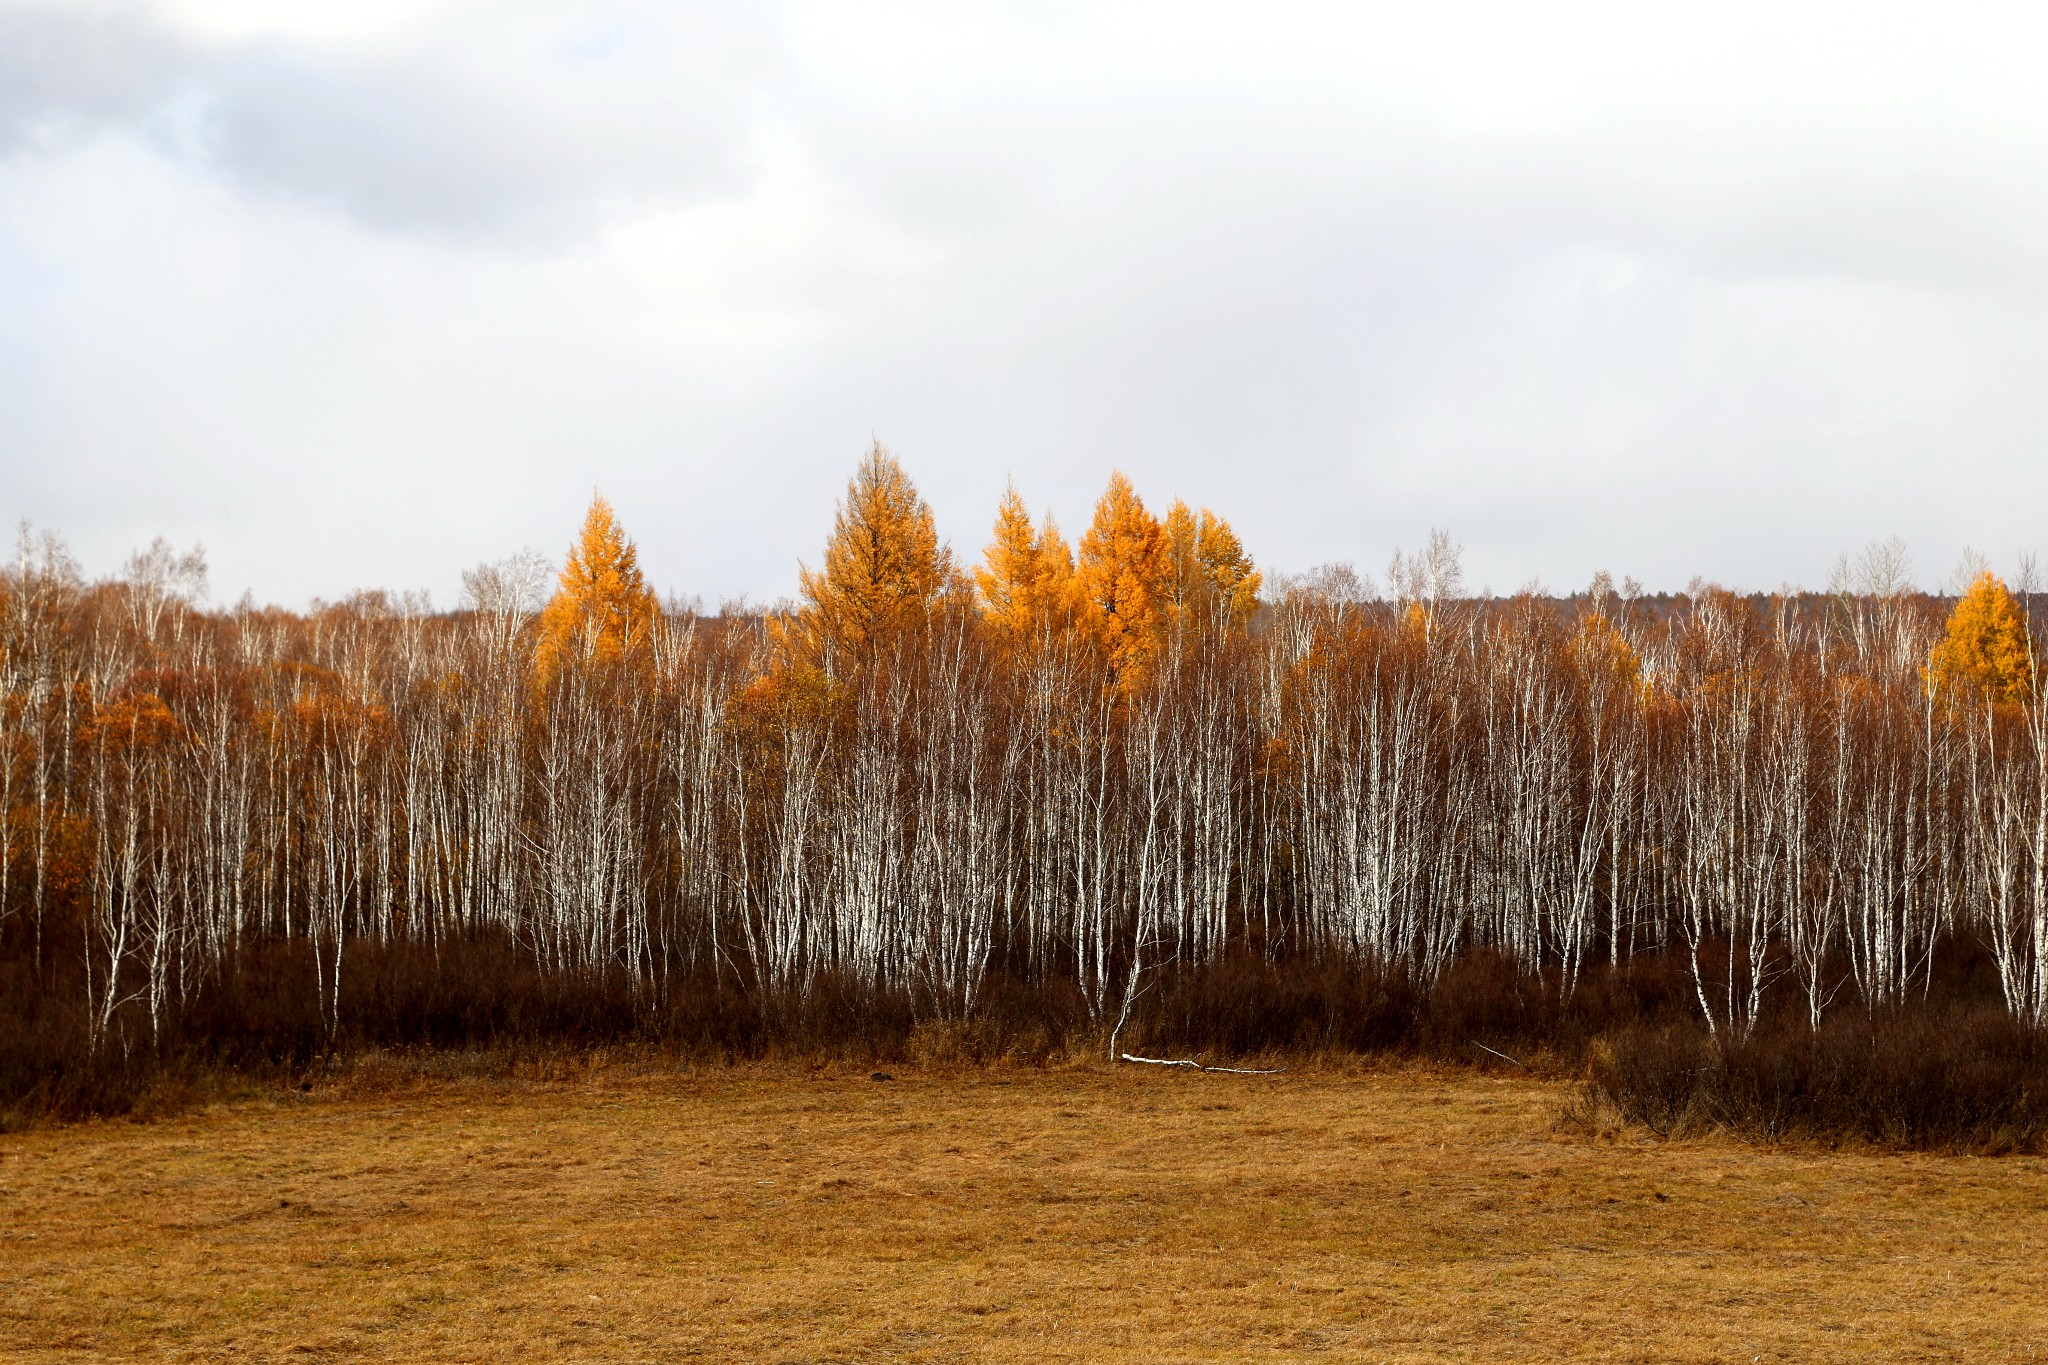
[2,0,2044,609]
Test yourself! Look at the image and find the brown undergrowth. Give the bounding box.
[2,1062,2045,1363]
[1576,1010,2048,1154]
[13,941,2046,1157]
[0,938,1701,1124]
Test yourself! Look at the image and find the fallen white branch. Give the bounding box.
[1118,1053,1285,1075]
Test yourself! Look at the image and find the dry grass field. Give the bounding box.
[2,1058,2045,1363]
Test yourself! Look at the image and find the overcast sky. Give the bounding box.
[2,0,2043,608]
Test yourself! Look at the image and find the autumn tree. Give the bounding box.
[1928,571,2034,705]
[534,494,659,679]
[975,486,1075,638]
[1161,500,1261,628]
[1074,473,1170,687]
[1572,610,1641,693]
[795,442,956,663]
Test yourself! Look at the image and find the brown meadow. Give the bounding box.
[3,1062,2044,1362]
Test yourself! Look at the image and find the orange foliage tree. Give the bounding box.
[1928,571,2035,705]
[794,442,956,664]
[1162,499,1261,628]
[534,494,659,679]
[975,486,1075,638]
[1074,472,1169,687]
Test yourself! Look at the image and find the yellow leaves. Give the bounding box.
[972,474,1265,689]
[975,487,1039,631]
[732,660,836,745]
[1034,519,1076,613]
[774,453,1264,694]
[795,443,955,663]
[535,494,659,681]
[1075,472,1169,688]
[975,486,1075,638]
[1163,499,1261,624]
[1928,571,2035,706]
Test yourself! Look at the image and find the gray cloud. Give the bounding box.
[1,2,2044,607]
[195,54,597,236]
[0,2,777,237]
[0,5,182,150]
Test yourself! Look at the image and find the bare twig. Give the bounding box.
[1118,1054,1285,1075]
[1468,1040,1526,1068]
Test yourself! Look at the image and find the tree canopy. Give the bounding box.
[1074,472,1169,686]
[534,494,658,679]
[1162,499,1261,627]
[796,442,955,662]
[975,486,1075,639]
[1929,571,2035,705]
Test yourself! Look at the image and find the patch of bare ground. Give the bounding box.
[2,1061,2044,1362]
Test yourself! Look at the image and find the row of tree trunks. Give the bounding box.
[5,494,2047,1053]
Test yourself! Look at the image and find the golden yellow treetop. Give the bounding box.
[976,486,1076,638]
[1075,472,1168,686]
[796,442,954,659]
[1033,514,1076,609]
[976,486,1040,631]
[1928,571,2035,705]
[1163,499,1261,629]
[534,493,659,679]
[1573,611,1641,694]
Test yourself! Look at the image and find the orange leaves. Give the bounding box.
[535,494,659,682]
[83,691,181,752]
[239,662,390,752]
[975,486,1075,640]
[965,472,1265,690]
[1075,472,1169,688]
[522,459,1268,712]
[795,443,956,665]
[79,667,257,760]
[1928,571,2036,706]
[976,487,1039,631]
[279,690,391,748]
[1163,500,1261,625]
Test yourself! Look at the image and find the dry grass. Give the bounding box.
[2,1058,2045,1363]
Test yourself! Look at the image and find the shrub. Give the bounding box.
[1585,1010,2048,1153]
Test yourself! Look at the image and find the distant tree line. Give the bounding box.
[3,446,2046,1091]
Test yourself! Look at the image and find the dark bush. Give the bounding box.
[1587,1009,2048,1152]
[1132,948,1701,1069]
[1133,953,1417,1056]
[1585,1025,1710,1137]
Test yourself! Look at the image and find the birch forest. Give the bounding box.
[5,445,2048,1091]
